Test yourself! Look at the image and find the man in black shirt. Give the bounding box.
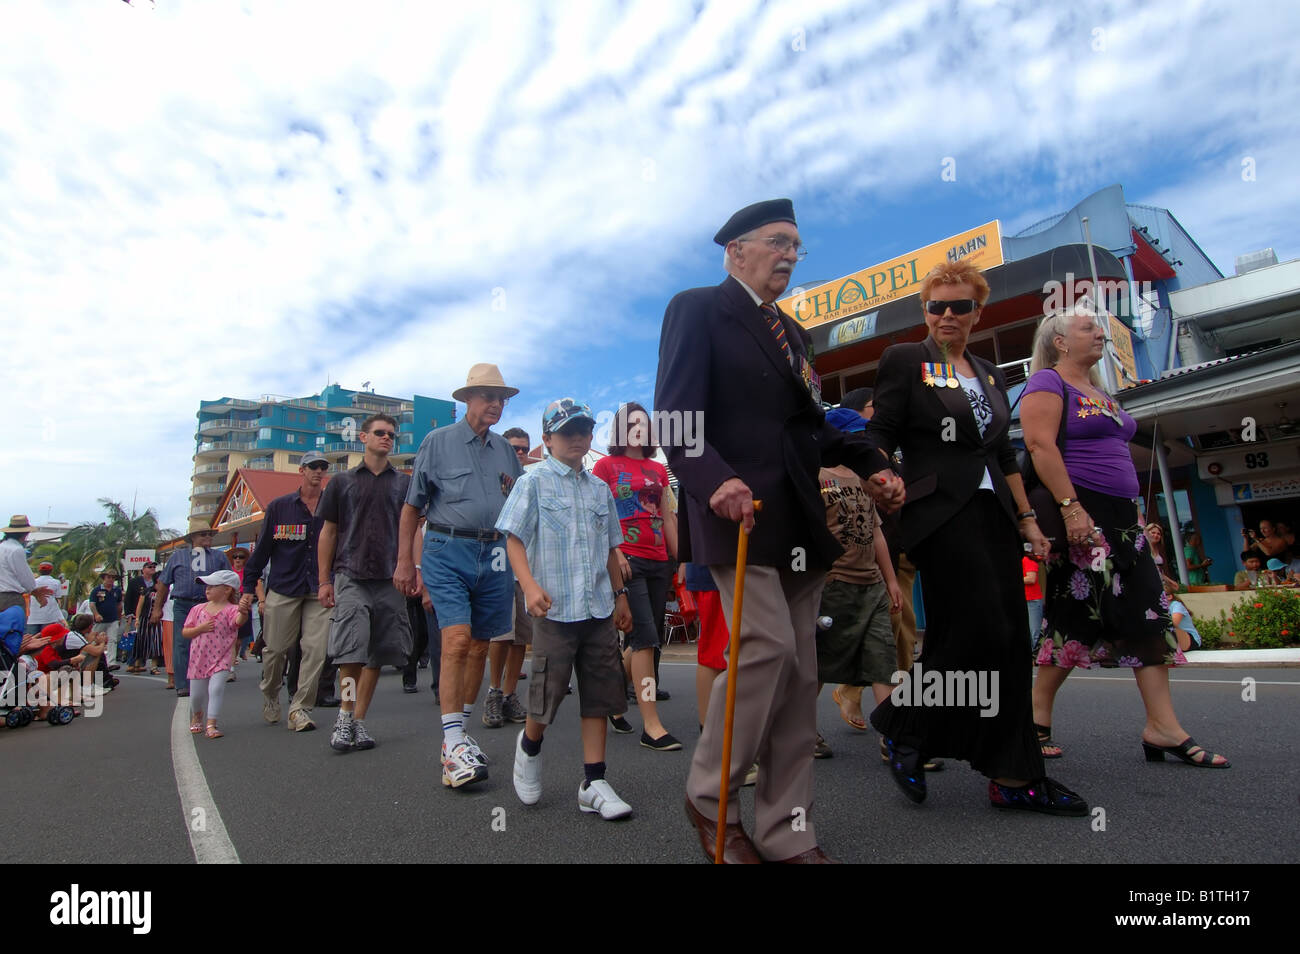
[318,414,413,752]
[240,452,331,733]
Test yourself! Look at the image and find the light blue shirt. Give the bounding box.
[495,455,622,623]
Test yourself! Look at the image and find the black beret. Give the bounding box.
[713,198,797,246]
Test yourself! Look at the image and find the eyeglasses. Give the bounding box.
[367,429,396,439]
[925,298,979,316]
[472,390,508,405]
[740,235,808,261]
[305,462,329,471]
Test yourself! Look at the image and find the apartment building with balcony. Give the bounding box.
[187,385,454,531]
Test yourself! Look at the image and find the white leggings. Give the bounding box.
[190,673,228,721]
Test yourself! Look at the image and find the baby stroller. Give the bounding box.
[1,605,38,728]
[1,610,76,727]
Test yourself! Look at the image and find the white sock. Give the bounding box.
[442,712,465,747]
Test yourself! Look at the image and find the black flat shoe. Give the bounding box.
[884,737,926,803]
[988,777,1089,816]
[1142,736,1229,768]
[879,737,943,771]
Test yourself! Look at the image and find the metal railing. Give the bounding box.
[193,463,228,476]
[192,483,226,496]
[197,440,256,454]
[189,503,218,517]
[243,460,276,471]
[322,441,363,453]
[198,418,259,434]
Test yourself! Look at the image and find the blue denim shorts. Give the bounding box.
[421,531,513,639]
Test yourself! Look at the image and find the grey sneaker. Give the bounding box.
[502,692,527,723]
[352,719,375,750]
[483,688,504,728]
[330,712,354,752]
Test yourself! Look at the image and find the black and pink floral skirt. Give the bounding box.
[1034,488,1185,669]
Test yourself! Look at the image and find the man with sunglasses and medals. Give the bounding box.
[241,450,333,733]
[866,261,1091,819]
[395,364,525,789]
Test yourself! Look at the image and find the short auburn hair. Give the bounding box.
[918,259,990,306]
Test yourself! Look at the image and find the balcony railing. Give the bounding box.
[198,418,259,435]
[353,397,410,414]
[327,462,352,474]
[197,440,256,454]
[322,441,363,453]
[189,503,218,517]
[192,483,226,497]
[193,463,228,477]
[243,460,276,471]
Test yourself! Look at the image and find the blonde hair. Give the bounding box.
[918,260,990,305]
[1029,301,1106,391]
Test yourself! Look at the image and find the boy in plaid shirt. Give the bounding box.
[495,398,634,819]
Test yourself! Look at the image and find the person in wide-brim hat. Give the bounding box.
[452,363,520,403]
[2,514,35,535]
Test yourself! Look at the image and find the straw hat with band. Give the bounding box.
[452,363,520,403]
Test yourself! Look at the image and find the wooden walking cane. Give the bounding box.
[715,499,761,864]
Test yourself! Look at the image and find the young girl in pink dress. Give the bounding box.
[182,570,248,739]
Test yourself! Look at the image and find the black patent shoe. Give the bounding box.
[884,737,927,803]
[988,777,1089,817]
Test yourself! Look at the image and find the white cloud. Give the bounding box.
[3,0,1298,531]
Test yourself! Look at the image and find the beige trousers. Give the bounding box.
[260,589,331,717]
[686,564,825,861]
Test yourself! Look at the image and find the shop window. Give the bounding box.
[996,320,1038,367]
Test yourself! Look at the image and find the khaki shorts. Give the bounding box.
[528,616,625,724]
[327,573,413,668]
[491,582,534,645]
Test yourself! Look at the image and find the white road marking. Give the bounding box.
[170,699,241,864]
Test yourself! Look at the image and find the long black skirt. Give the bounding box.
[131,591,164,664]
[870,492,1045,780]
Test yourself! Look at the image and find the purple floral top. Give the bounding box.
[1025,369,1139,498]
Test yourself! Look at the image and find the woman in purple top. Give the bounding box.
[1021,305,1228,768]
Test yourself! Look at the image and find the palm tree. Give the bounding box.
[32,499,178,608]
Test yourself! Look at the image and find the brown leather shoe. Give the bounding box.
[772,846,840,864]
[684,798,762,864]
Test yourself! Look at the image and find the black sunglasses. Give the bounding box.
[368,428,396,439]
[305,461,329,470]
[925,298,979,316]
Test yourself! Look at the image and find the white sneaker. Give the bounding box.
[512,730,542,805]
[442,741,488,788]
[578,778,632,820]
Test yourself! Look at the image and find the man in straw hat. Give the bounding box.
[395,363,524,788]
[0,515,53,623]
[655,199,904,862]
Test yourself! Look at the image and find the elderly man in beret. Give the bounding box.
[656,198,904,863]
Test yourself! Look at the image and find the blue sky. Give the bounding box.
[3,0,1297,534]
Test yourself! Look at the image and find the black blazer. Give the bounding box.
[866,335,1019,553]
[655,276,890,570]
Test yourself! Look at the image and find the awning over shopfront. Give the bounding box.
[809,243,1128,355]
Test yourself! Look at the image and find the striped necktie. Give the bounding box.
[760,303,793,366]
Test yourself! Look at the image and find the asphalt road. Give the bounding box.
[6,658,1296,864]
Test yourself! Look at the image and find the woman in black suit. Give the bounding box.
[866,260,1089,816]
